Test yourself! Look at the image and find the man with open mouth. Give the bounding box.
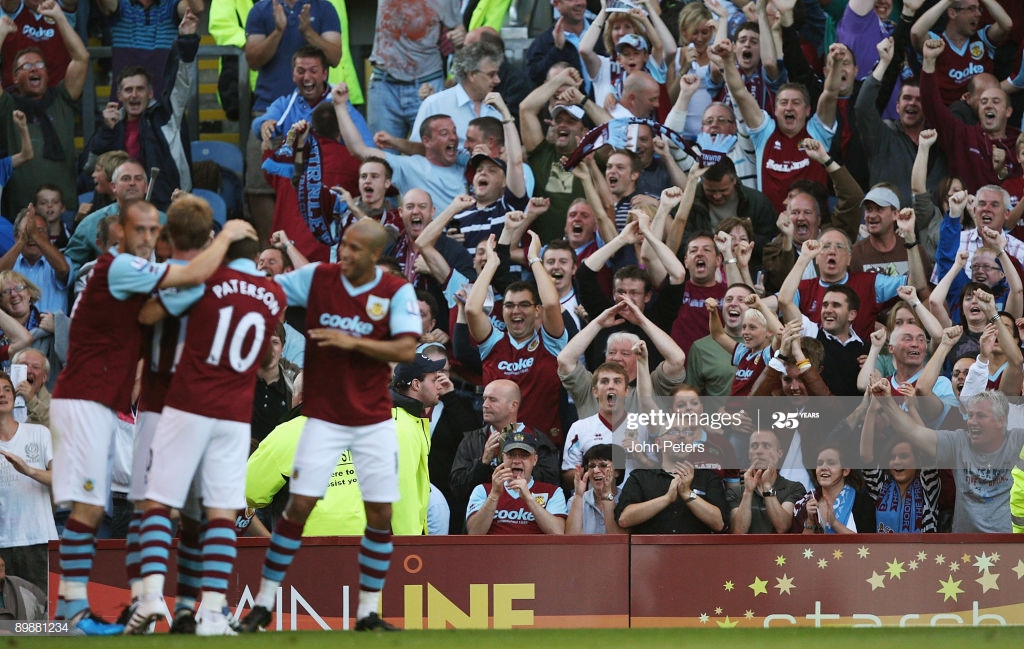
[465,429,567,535]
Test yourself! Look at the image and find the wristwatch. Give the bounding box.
[604,493,615,502]
[684,491,699,503]
[762,487,777,498]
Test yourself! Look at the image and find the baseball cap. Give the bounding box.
[393,354,446,384]
[861,187,900,210]
[502,430,538,454]
[469,153,507,174]
[616,33,649,53]
[551,104,585,121]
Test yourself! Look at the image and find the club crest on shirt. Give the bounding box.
[366,296,390,321]
[83,479,94,492]
[534,493,548,507]
[970,42,985,60]
[527,338,540,352]
[24,442,41,464]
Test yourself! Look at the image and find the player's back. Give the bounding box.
[164,261,285,422]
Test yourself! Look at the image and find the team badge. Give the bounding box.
[970,42,984,60]
[534,493,548,507]
[366,295,390,321]
[527,338,540,352]
[83,480,94,492]
[24,442,41,463]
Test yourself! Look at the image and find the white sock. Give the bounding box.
[201,592,227,613]
[254,580,280,610]
[356,590,380,620]
[141,574,165,598]
[130,580,144,600]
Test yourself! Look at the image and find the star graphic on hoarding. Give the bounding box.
[976,571,1000,593]
[817,559,829,569]
[973,553,995,573]
[832,549,843,559]
[962,553,972,564]
[716,616,739,629]
[749,577,768,596]
[885,559,906,580]
[935,554,946,565]
[857,546,870,559]
[990,552,1000,563]
[743,610,754,619]
[916,551,927,561]
[775,574,795,595]
[724,580,735,591]
[699,613,709,624]
[775,555,787,566]
[1013,560,1024,580]
[949,562,960,572]
[908,560,919,570]
[866,571,886,591]
[803,548,814,559]
[715,607,723,615]
[937,576,964,602]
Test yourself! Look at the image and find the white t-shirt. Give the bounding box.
[0,422,58,547]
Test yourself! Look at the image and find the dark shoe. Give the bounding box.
[355,612,399,631]
[170,610,197,634]
[115,601,136,626]
[237,605,272,632]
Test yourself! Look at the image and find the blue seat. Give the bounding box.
[192,189,228,226]
[191,140,243,177]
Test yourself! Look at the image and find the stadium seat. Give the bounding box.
[191,141,244,177]
[192,188,227,226]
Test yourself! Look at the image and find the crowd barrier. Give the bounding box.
[47,534,1024,629]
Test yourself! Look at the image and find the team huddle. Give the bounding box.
[50,197,417,635]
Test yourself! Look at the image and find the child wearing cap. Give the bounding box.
[579,4,673,110]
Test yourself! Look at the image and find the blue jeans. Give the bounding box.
[367,73,444,140]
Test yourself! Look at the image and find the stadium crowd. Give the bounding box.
[4,0,1024,635]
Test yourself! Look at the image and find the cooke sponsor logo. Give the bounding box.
[948,63,984,81]
[319,312,374,335]
[494,508,536,522]
[22,24,55,40]
[497,358,534,373]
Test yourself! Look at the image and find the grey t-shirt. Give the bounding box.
[936,427,1024,533]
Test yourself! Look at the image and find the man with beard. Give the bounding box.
[728,429,805,534]
[465,429,566,535]
[856,39,946,209]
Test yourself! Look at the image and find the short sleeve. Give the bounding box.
[273,263,320,308]
[465,484,488,520]
[390,282,424,337]
[108,254,169,300]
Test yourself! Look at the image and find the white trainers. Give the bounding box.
[122,595,168,635]
[196,607,239,636]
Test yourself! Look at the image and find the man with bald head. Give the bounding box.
[612,71,660,120]
[240,218,422,632]
[64,160,158,276]
[448,379,561,533]
[921,38,1020,191]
